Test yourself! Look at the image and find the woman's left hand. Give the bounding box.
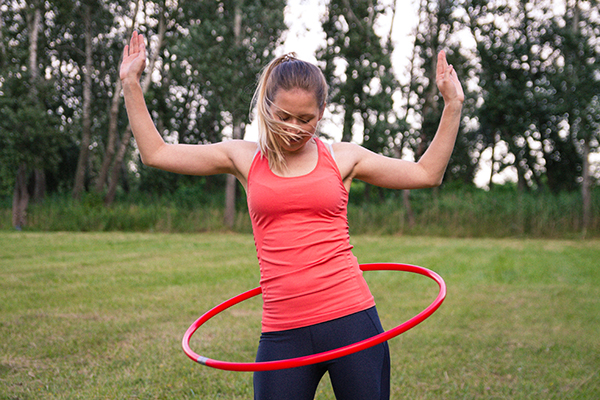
[120,31,147,84]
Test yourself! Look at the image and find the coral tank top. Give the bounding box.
[247,137,375,332]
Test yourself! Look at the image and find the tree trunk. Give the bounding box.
[95,78,122,193]
[12,164,30,230]
[341,108,355,142]
[224,122,243,228]
[105,6,165,205]
[224,176,237,228]
[581,137,591,236]
[29,3,45,203]
[224,4,244,228]
[488,132,497,190]
[73,5,94,199]
[32,169,46,203]
[12,3,41,228]
[570,0,590,236]
[95,2,139,193]
[0,5,6,68]
[27,2,41,88]
[105,126,132,205]
[402,189,415,228]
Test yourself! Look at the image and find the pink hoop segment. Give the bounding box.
[182,263,446,372]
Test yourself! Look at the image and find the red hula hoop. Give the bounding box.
[182,263,446,372]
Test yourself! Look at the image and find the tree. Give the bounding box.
[0,0,64,228]
[317,0,399,203]
[465,0,599,197]
[94,1,140,195]
[60,0,129,199]
[168,0,286,227]
[549,0,600,231]
[318,0,398,148]
[104,0,167,206]
[408,0,476,187]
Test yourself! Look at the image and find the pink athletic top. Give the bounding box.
[247,137,375,332]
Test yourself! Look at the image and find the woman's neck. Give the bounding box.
[272,138,318,177]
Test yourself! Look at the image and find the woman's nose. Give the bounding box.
[286,119,302,131]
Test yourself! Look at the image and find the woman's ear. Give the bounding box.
[318,103,326,121]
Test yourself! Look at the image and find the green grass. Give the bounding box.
[1,232,599,399]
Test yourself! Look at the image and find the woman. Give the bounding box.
[120,31,463,400]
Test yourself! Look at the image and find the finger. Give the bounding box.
[138,34,145,55]
[135,32,146,57]
[437,50,447,77]
[130,32,135,53]
[131,31,140,53]
[123,44,129,59]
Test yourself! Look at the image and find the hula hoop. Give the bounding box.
[182,263,446,372]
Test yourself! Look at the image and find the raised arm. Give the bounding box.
[336,50,464,191]
[119,32,254,183]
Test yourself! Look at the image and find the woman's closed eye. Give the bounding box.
[278,114,312,124]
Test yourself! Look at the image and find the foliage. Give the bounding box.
[165,0,286,143]
[0,1,67,196]
[318,0,399,154]
[409,0,480,186]
[0,0,599,230]
[464,0,600,192]
[0,75,65,193]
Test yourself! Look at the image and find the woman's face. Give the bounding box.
[271,88,325,153]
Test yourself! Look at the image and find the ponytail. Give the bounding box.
[251,53,328,172]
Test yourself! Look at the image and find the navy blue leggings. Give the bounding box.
[253,307,390,400]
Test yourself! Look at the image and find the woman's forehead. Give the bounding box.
[272,88,319,113]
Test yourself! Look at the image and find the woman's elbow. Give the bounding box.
[139,145,168,169]
[139,153,152,167]
[412,163,446,188]
[139,152,162,169]
[421,173,444,188]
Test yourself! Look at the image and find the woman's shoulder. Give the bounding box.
[218,139,258,157]
[215,140,259,186]
[224,139,259,163]
[330,141,366,161]
[221,139,258,150]
[331,141,359,151]
[327,141,367,182]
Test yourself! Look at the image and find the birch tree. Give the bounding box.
[0,0,62,228]
[170,0,285,227]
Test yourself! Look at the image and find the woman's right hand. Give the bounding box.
[436,50,464,106]
[120,31,147,83]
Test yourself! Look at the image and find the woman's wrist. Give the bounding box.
[121,76,142,89]
[121,78,144,99]
[444,99,463,112]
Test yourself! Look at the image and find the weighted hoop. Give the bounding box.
[182,263,446,372]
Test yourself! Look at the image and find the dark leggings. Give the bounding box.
[253,307,390,400]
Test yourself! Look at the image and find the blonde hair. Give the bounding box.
[251,53,328,171]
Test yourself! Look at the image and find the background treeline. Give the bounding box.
[1,0,599,237]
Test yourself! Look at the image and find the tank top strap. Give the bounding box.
[314,137,342,181]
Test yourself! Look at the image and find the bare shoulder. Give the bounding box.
[330,142,366,182]
[331,141,360,152]
[330,141,366,161]
[222,139,258,183]
[330,141,411,189]
[221,139,258,156]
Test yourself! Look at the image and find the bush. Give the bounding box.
[0,186,598,238]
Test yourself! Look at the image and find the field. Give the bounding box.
[1,232,599,399]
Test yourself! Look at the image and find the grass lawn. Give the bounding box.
[1,232,598,399]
